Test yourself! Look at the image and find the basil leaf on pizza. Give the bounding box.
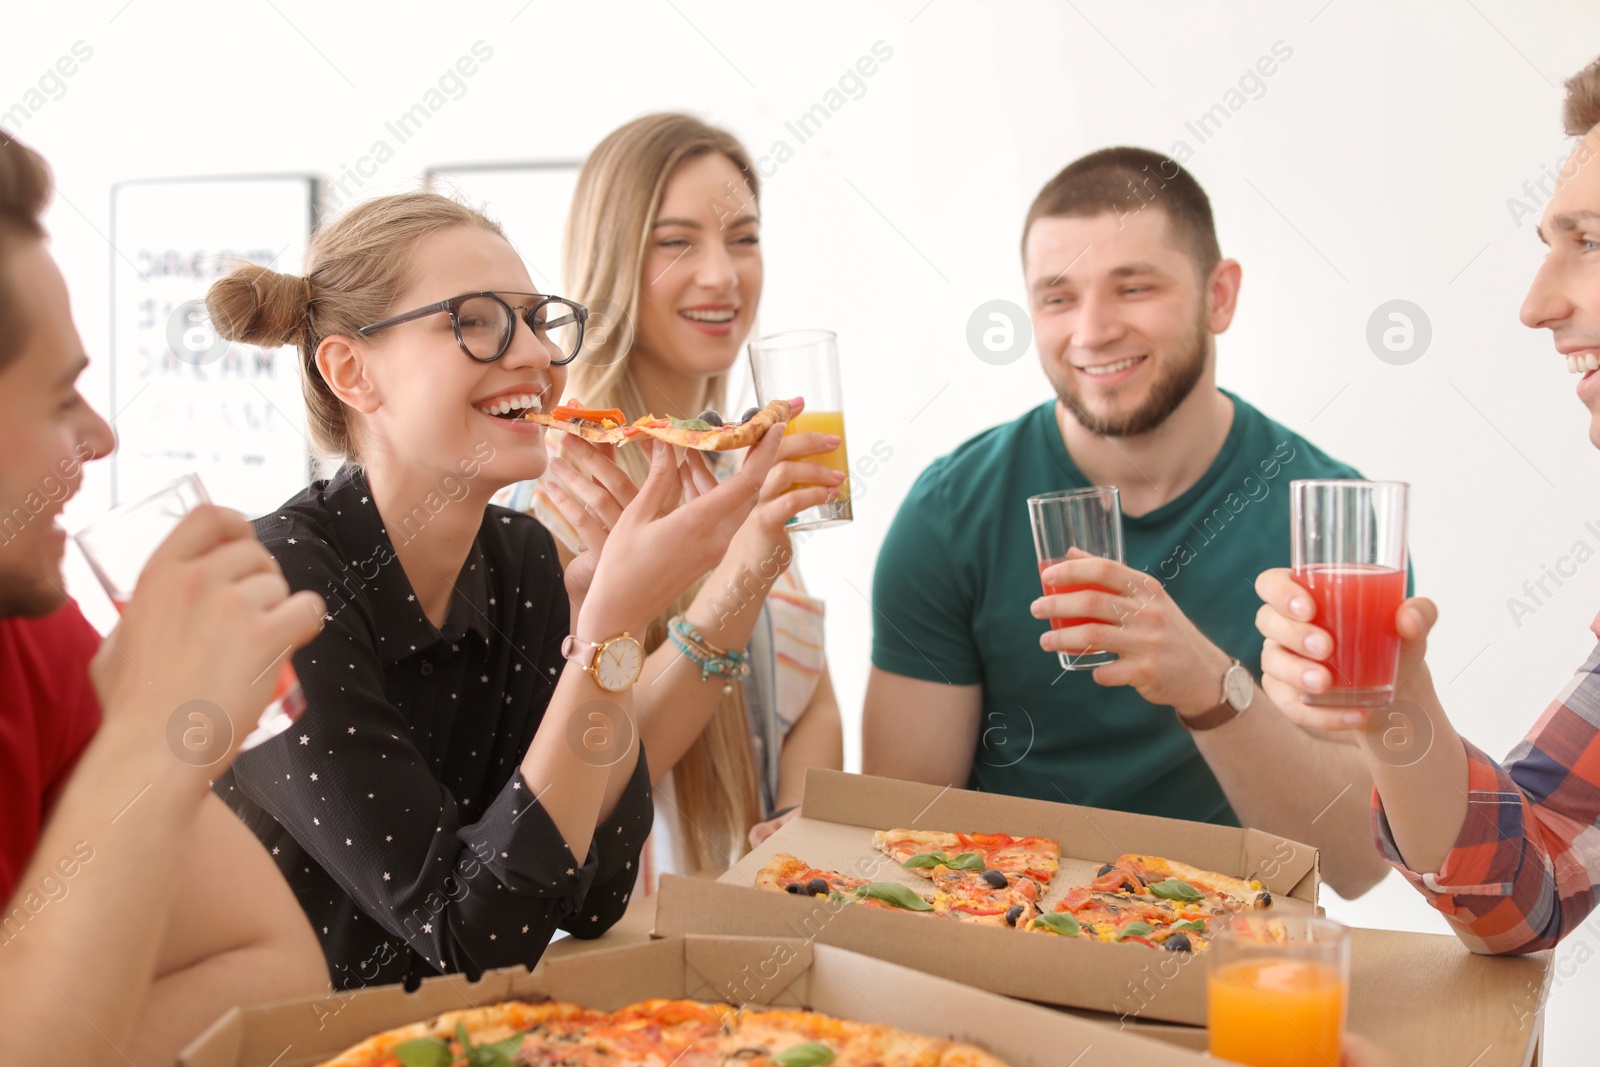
[1173,918,1207,933]
[1117,921,1156,941]
[855,882,934,911]
[393,1037,452,1067]
[774,1041,836,1067]
[902,851,949,869]
[1030,912,1081,937]
[1147,878,1203,901]
[667,416,713,431]
[469,1035,527,1067]
[902,850,983,871]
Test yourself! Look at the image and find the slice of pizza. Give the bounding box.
[871,829,966,872]
[630,399,792,451]
[873,829,1060,884]
[524,404,639,444]
[1040,885,1213,952]
[1112,853,1273,910]
[754,852,870,896]
[755,852,939,916]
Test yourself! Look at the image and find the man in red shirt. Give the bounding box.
[0,139,327,1064]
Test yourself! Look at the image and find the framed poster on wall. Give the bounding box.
[109,175,318,516]
[424,161,581,294]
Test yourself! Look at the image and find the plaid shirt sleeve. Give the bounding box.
[1371,622,1600,955]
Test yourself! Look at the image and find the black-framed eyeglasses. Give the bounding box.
[357,291,588,364]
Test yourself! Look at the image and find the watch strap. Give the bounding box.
[560,633,600,671]
[1177,698,1242,732]
[1178,659,1249,732]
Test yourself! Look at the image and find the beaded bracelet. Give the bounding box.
[667,615,751,694]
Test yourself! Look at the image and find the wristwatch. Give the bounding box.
[1178,658,1253,732]
[561,631,645,692]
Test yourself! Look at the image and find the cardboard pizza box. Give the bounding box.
[654,769,1320,1027]
[177,934,1211,1067]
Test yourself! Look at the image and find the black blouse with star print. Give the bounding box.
[214,465,651,991]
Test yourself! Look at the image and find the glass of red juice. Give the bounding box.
[1027,486,1124,670]
[1290,480,1409,706]
[73,473,306,751]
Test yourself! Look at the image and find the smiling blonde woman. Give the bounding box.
[518,113,844,876]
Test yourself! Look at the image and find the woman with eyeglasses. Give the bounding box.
[514,114,845,876]
[205,192,781,990]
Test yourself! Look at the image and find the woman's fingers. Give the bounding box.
[754,486,834,530]
[677,453,698,503]
[734,424,784,490]
[545,482,610,554]
[682,449,718,496]
[761,461,846,500]
[541,480,586,529]
[633,438,683,519]
[774,429,838,463]
[549,458,625,529]
[553,433,637,508]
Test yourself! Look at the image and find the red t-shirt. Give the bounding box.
[0,601,104,902]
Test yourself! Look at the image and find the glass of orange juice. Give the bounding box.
[1208,915,1349,1067]
[748,329,851,531]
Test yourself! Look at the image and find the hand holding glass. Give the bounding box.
[74,474,306,752]
[748,329,851,531]
[1027,486,1124,670]
[1290,480,1408,706]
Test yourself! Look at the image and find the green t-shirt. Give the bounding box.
[870,392,1366,826]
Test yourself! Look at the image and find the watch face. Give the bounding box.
[1224,665,1254,710]
[594,635,644,691]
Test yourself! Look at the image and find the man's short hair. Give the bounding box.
[0,138,51,373]
[1564,55,1600,137]
[1022,147,1221,279]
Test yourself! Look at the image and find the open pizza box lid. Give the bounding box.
[177,934,1211,1067]
[654,769,1319,1027]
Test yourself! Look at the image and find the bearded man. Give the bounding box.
[863,147,1390,897]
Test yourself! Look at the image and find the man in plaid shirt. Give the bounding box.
[1257,54,1600,957]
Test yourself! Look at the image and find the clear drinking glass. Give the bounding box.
[748,329,851,531]
[74,473,306,751]
[1208,915,1350,1067]
[1026,486,1124,670]
[1290,479,1409,707]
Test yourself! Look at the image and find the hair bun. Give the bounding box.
[206,263,311,348]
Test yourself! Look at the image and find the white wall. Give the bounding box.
[9,0,1600,1055]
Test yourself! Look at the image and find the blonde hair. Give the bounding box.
[1565,54,1600,136]
[206,193,505,461]
[564,113,764,872]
